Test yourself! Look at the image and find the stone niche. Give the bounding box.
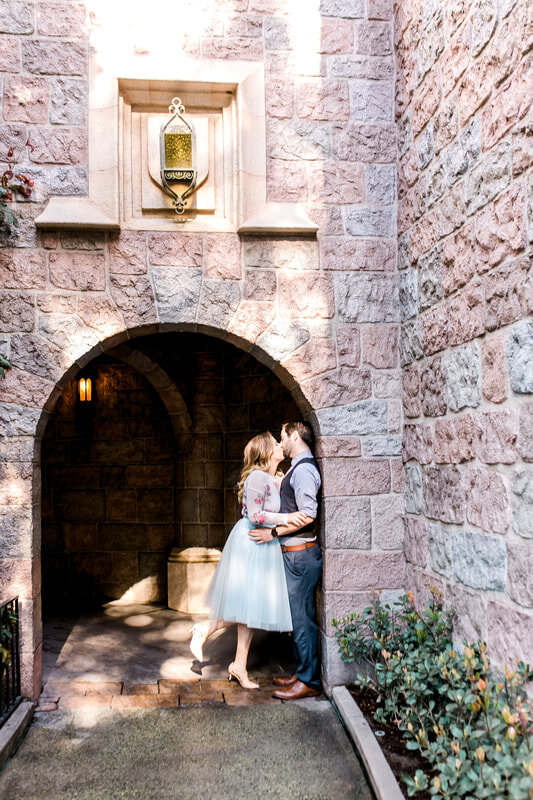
[36,51,316,235]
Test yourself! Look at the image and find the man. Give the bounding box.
[249,421,322,700]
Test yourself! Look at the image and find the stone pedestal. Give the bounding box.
[167,546,221,615]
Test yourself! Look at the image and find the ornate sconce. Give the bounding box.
[160,97,197,218]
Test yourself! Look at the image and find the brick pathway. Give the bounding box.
[36,678,324,712]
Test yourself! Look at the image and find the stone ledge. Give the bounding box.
[332,686,406,800]
[238,203,318,235]
[35,197,120,230]
[0,700,35,770]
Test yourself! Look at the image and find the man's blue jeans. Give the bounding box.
[283,544,322,690]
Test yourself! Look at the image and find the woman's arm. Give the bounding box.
[243,471,289,526]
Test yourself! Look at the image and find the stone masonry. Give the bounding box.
[397,0,533,663]
[0,0,531,701]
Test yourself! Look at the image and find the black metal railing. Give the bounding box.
[0,598,21,724]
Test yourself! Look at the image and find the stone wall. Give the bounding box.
[0,0,404,697]
[42,360,177,609]
[396,0,533,662]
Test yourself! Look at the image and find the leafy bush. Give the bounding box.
[333,590,533,799]
[0,353,12,379]
[1,140,35,234]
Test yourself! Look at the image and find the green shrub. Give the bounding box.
[333,590,533,799]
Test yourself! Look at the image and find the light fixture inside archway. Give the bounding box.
[160,97,197,219]
[78,377,93,402]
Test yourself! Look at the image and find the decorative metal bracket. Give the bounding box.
[160,98,197,218]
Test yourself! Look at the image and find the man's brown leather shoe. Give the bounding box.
[272,673,298,687]
[272,679,320,700]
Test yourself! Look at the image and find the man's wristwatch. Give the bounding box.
[271,527,279,538]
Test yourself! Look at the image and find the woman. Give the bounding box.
[189,432,306,689]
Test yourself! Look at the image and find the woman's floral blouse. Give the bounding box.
[241,470,289,527]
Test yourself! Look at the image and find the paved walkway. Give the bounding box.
[0,702,374,800]
[0,604,374,799]
[38,603,301,711]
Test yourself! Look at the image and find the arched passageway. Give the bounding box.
[40,331,301,687]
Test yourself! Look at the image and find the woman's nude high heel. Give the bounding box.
[227,662,260,690]
[190,622,209,662]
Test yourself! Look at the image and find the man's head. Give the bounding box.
[280,421,314,458]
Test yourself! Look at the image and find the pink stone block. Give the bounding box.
[49,252,105,291]
[434,414,475,464]
[440,24,470,97]
[447,280,485,347]
[450,584,487,644]
[507,542,533,607]
[38,2,86,37]
[0,36,20,72]
[315,437,362,458]
[475,409,518,464]
[226,300,275,347]
[402,363,421,418]
[267,160,308,202]
[336,326,361,367]
[320,19,354,54]
[0,559,34,603]
[204,234,241,280]
[466,466,511,535]
[297,79,350,121]
[403,422,433,465]
[356,21,392,56]
[202,36,262,61]
[403,515,428,568]
[372,494,404,550]
[412,68,441,137]
[518,402,533,462]
[368,0,393,20]
[302,366,371,408]
[482,336,508,404]
[3,76,49,123]
[266,77,294,119]
[476,184,526,271]
[322,237,396,272]
[0,291,35,332]
[458,55,494,126]
[484,255,531,331]
[310,162,365,205]
[110,274,158,328]
[322,458,391,496]
[281,338,337,382]
[77,297,125,338]
[0,367,54,408]
[148,233,203,267]
[0,249,46,289]
[361,324,399,368]
[486,601,533,666]
[391,459,405,492]
[422,302,448,355]
[324,551,405,591]
[29,126,87,164]
[278,273,334,318]
[482,57,533,150]
[109,232,147,274]
[410,211,438,263]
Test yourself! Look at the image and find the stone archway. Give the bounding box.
[40,330,302,617]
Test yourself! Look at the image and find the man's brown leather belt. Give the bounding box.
[281,541,317,553]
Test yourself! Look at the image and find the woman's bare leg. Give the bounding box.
[234,624,254,672]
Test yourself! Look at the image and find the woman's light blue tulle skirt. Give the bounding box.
[205,516,293,632]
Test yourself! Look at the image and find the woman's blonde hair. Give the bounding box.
[237,431,280,503]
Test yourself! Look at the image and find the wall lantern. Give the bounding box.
[160,97,197,218]
[78,377,93,402]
